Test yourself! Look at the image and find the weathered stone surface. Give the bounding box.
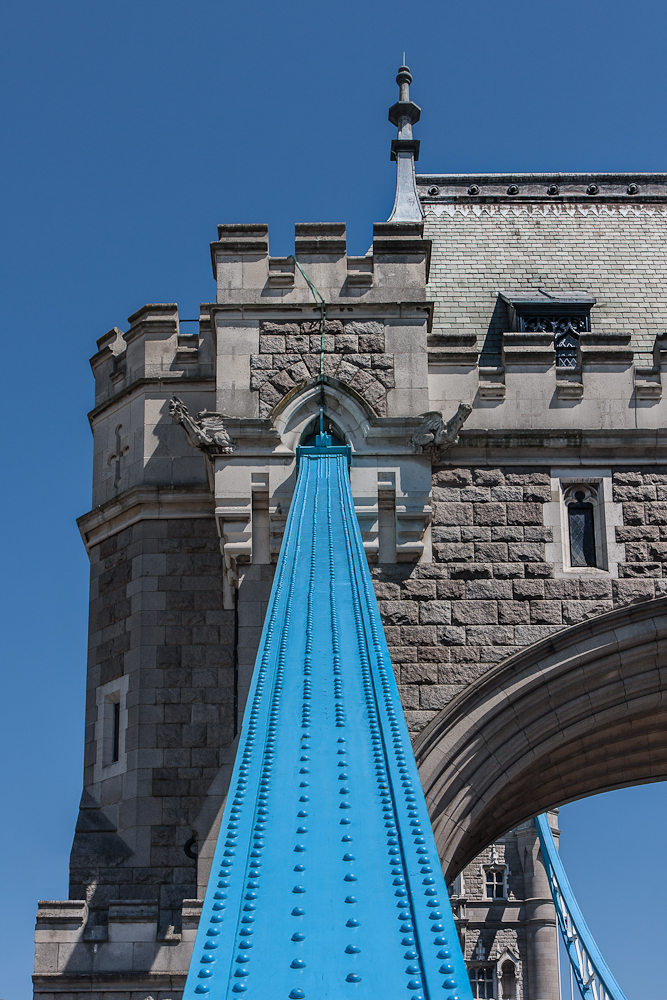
[433,468,473,487]
[433,502,473,526]
[466,624,514,645]
[402,579,438,600]
[419,601,451,625]
[498,602,530,624]
[473,503,507,526]
[612,579,656,605]
[465,579,513,600]
[379,600,418,625]
[259,334,285,353]
[451,601,498,625]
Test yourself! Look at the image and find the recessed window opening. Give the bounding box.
[469,966,495,999]
[103,689,122,768]
[485,869,505,899]
[112,701,120,762]
[519,315,586,368]
[565,485,598,568]
[500,961,516,1000]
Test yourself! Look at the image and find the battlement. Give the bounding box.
[211,220,431,305]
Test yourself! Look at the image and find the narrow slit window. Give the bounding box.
[567,490,596,567]
[112,701,120,762]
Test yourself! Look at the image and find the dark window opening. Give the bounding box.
[300,415,346,447]
[112,701,120,762]
[500,962,516,1000]
[568,491,596,567]
[485,869,505,899]
[470,967,495,999]
[519,314,587,369]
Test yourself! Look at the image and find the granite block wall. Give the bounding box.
[251,319,394,417]
[373,464,667,735]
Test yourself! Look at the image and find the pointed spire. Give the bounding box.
[387,62,423,222]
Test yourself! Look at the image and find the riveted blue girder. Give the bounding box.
[184,447,472,1000]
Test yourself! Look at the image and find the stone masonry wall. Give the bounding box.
[612,467,667,594]
[251,320,394,417]
[373,464,667,735]
[72,516,235,926]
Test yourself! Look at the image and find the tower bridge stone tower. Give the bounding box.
[34,65,667,1000]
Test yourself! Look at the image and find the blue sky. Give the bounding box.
[1,0,666,995]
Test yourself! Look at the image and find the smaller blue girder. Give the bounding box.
[535,814,628,1000]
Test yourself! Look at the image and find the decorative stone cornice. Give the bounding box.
[424,202,667,218]
[77,485,214,552]
[448,426,667,466]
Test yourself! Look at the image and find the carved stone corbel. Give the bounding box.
[215,506,252,609]
[409,402,472,460]
[169,396,237,455]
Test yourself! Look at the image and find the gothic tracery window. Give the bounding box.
[564,484,598,568]
[520,314,587,367]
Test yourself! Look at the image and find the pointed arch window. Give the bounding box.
[564,484,598,568]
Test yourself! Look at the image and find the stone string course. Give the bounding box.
[252,320,394,417]
[373,465,667,735]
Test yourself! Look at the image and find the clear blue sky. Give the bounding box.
[1,0,665,996]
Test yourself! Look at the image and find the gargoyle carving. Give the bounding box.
[169,397,236,455]
[409,402,472,458]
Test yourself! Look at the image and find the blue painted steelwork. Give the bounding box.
[183,435,473,1000]
[535,814,628,1000]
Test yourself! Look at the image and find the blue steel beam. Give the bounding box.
[535,814,628,1000]
[183,443,473,1000]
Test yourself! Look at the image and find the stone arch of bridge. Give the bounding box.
[414,597,667,881]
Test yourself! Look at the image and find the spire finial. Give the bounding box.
[387,62,423,223]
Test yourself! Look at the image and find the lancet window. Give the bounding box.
[564,484,598,568]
